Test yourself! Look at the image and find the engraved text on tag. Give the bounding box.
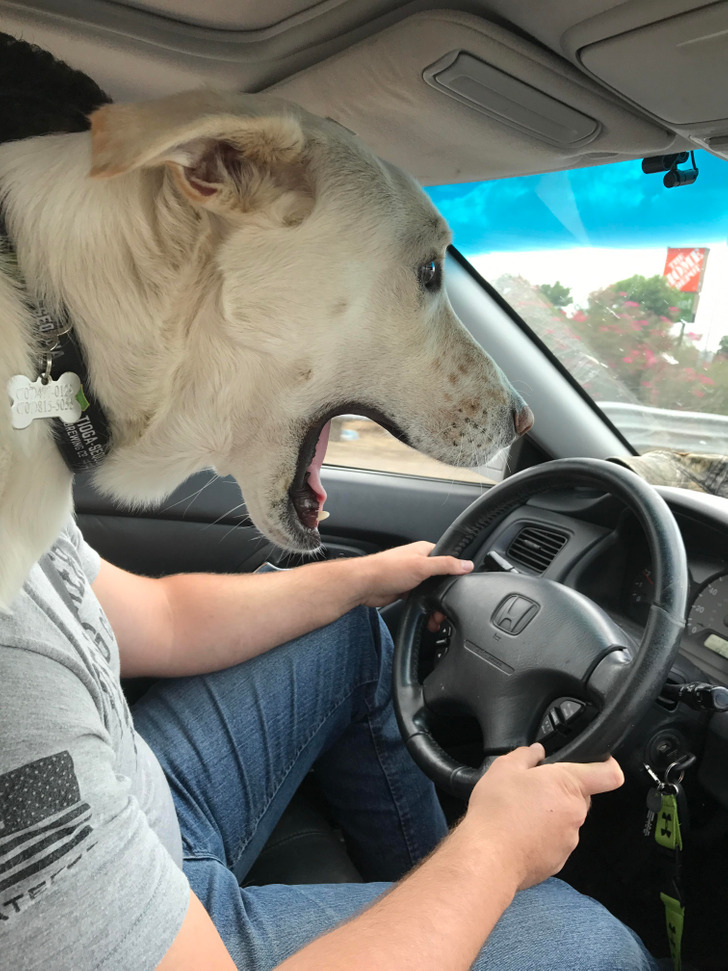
[8,373,85,429]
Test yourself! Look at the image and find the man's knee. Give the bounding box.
[312,606,395,717]
[475,879,658,971]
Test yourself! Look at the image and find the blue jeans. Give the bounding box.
[133,605,659,971]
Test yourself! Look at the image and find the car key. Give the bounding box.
[644,784,663,837]
[642,763,665,838]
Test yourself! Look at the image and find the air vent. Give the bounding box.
[507,524,568,574]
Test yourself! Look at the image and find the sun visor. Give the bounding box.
[578,2,728,158]
[269,11,678,184]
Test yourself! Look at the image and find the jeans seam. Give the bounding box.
[229,681,368,870]
[366,709,419,867]
[361,612,420,868]
[183,850,227,865]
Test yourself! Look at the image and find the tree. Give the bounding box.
[567,276,716,411]
[539,281,572,307]
[611,274,695,323]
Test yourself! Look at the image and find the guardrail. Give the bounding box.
[337,403,728,461]
[599,401,728,454]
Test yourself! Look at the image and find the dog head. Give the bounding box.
[88,90,532,551]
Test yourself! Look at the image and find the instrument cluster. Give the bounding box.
[627,565,728,665]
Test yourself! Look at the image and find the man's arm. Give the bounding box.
[92,542,474,678]
[157,746,625,971]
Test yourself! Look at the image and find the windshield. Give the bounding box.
[427,152,728,466]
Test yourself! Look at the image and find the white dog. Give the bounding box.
[0,88,532,610]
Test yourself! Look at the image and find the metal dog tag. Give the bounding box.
[8,372,85,429]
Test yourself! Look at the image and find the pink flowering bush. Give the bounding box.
[557,275,725,413]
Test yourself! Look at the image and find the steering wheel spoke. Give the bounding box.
[417,573,461,616]
[585,648,634,707]
[479,708,531,756]
[421,647,461,713]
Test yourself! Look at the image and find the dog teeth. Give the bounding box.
[317,510,330,522]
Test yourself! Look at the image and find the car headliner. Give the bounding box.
[1,0,726,184]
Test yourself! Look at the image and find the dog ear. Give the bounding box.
[88,91,314,225]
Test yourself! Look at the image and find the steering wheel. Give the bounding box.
[393,458,689,799]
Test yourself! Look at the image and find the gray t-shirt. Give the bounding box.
[0,519,189,969]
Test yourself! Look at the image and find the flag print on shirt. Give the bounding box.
[0,752,96,921]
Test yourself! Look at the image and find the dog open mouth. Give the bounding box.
[288,405,411,537]
[289,419,332,531]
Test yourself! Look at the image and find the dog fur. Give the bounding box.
[0,79,529,611]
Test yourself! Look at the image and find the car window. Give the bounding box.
[325,416,498,484]
[428,151,728,460]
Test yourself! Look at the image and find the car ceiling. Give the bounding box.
[2,0,727,183]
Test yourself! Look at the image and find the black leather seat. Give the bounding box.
[242,783,362,887]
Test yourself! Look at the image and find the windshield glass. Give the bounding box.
[427,152,728,463]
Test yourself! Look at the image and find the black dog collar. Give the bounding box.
[2,215,111,472]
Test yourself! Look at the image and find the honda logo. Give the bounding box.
[492,595,539,635]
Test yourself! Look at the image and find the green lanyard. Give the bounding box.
[655,790,684,971]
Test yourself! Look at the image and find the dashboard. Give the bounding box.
[477,483,728,686]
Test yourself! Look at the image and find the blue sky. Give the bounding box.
[426,151,728,254]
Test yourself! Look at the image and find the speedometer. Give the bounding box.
[687,573,728,660]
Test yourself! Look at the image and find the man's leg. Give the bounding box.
[132,605,447,885]
[133,607,661,970]
[183,860,660,971]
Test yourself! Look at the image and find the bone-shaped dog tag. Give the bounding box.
[8,372,85,429]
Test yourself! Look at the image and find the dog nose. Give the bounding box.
[513,404,534,436]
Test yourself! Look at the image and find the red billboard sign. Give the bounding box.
[663,247,708,293]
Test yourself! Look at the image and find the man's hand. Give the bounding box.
[276,744,623,971]
[461,743,624,891]
[354,541,474,608]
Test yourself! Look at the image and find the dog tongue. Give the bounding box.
[306,420,331,510]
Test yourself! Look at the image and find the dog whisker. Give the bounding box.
[220,519,248,544]
[163,473,220,517]
[182,473,219,517]
[204,501,248,531]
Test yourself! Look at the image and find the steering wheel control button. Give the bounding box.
[537,713,555,741]
[536,699,585,743]
[560,699,583,721]
[492,594,540,635]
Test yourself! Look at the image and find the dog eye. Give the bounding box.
[417,260,442,292]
